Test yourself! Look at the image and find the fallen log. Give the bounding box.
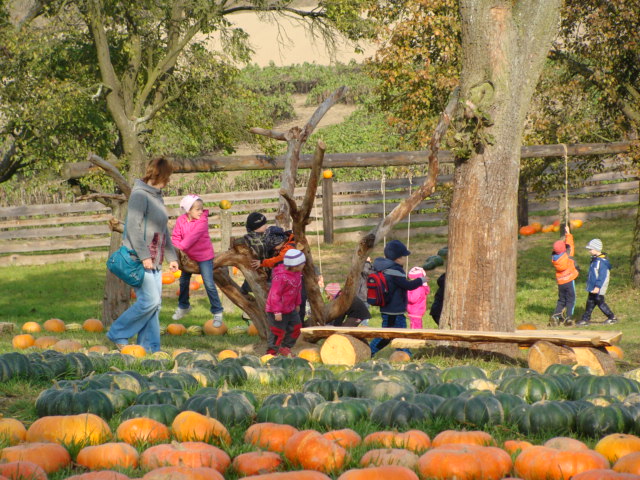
[572,347,618,375]
[320,334,371,366]
[528,341,577,373]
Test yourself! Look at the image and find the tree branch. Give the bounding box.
[220,5,323,18]
[87,153,132,197]
[302,85,348,141]
[300,141,326,223]
[279,189,300,220]
[0,135,23,183]
[249,127,288,141]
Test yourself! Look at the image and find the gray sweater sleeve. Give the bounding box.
[126,191,151,261]
[164,223,177,262]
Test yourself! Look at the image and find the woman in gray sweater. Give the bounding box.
[107,156,178,352]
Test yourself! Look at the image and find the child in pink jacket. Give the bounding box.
[265,249,306,356]
[407,266,430,329]
[171,195,224,326]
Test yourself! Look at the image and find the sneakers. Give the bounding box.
[576,319,591,327]
[172,306,192,321]
[549,314,564,327]
[563,317,574,326]
[604,317,618,325]
[213,313,223,328]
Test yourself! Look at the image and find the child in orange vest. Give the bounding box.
[550,225,579,326]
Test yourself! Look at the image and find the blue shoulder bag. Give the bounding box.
[106,217,146,288]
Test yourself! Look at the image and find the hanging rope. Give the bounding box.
[562,143,570,227]
[313,196,323,277]
[381,173,387,245]
[406,173,413,272]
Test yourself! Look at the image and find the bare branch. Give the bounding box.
[249,127,288,141]
[279,189,300,219]
[302,86,348,141]
[220,5,323,18]
[87,153,132,197]
[300,140,326,223]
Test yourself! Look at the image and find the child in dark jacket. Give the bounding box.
[576,238,617,326]
[265,249,306,356]
[550,226,579,326]
[369,240,425,355]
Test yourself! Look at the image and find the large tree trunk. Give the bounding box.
[102,202,130,325]
[442,1,562,341]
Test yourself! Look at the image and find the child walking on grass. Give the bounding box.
[266,249,306,356]
[576,238,617,327]
[550,225,579,326]
[171,195,224,326]
[407,266,430,329]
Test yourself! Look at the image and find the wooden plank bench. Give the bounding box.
[300,326,622,348]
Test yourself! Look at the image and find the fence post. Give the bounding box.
[322,176,334,244]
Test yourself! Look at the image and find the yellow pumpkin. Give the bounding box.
[219,200,232,210]
[121,345,147,358]
[218,349,238,360]
[323,169,334,179]
[247,323,259,336]
[12,334,35,350]
[21,322,42,333]
[298,348,322,363]
[166,324,187,336]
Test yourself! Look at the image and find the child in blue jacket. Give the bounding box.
[369,240,426,355]
[576,238,617,326]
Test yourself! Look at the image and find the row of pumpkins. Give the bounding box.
[519,219,584,236]
[2,413,640,479]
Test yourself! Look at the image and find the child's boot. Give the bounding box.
[563,317,574,326]
[549,313,563,327]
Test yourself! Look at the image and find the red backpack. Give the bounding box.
[366,271,389,307]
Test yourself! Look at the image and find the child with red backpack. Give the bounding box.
[368,240,426,356]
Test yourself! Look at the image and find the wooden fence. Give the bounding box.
[0,161,637,266]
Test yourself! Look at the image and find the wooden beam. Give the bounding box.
[62,141,636,178]
[300,326,622,347]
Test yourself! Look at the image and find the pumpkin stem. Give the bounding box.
[283,395,291,407]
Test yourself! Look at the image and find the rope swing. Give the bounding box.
[381,173,387,245]
[314,196,323,278]
[406,173,413,272]
[562,143,570,228]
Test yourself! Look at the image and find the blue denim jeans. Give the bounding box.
[178,259,223,315]
[107,269,162,352]
[370,313,410,356]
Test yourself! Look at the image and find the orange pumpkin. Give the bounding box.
[83,318,104,332]
[322,429,361,449]
[389,351,411,363]
[51,339,83,352]
[76,442,139,470]
[43,318,65,332]
[614,451,640,474]
[247,323,259,336]
[298,347,321,363]
[143,466,224,480]
[542,224,555,233]
[544,436,589,451]
[360,448,419,469]
[503,439,534,455]
[171,411,231,445]
[116,417,170,445]
[232,451,283,476]
[0,461,48,480]
[12,334,35,350]
[26,413,112,446]
[66,471,131,480]
[432,429,495,447]
[219,200,232,210]
[88,345,110,354]
[553,220,561,226]
[323,169,333,179]
[605,345,624,360]
[519,225,536,236]
[0,442,71,473]
[517,323,537,330]
[21,322,41,333]
[570,219,584,229]
[364,430,431,453]
[236,473,331,480]
[514,445,609,480]
[33,336,59,349]
[245,423,299,454]
[121,344,147,358]
[190,281,201,290]
[140,442,230,472]
[338,465,419,480]
[0,417,27,445]
[218,349,238,360]
[204,320,228,336]
[572,470,640,480]
[166,323,187,336]
[596,434,640,463]
[530,222,542,233]
[161,272,175,285]
[417,444,512,480]
[284,430,348,473]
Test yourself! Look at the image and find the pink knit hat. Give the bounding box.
[324,282,342,299]
[553,240,566,254]
[180,194,201,213]
[408,266,426,279]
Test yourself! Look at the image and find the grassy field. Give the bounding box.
[0,215,638,478]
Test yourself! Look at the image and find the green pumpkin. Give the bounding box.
[256,398,310,427]
[499,374,563,403]
[356,373,416,400]
[371,399,429,428]
[86,353,110,371]
[355,360,391,371]
[97,388,136,411]
[101,371,148,394]
[392,393,445,414]
[0,352,32,381]
[214,362,248,386]
[303,379,358,400]
[29,362,55,381]
[174,351,218,367]
[435,394,504,428]
[493,392,526,418]
[490,367,536,382]
[120,403,180,425]
[244,366,286,385]
[40,355,70,379]
[570,375,640,401]
[35,387,114,419]
[292,367,334,383]
[267,356,311,370]
[174,367,220,387]
[312,398,370,429]
[263,392,325,413]
[183,391,256,426]
[147,371,199,390]
[135,388,190,408]
[424,382,466,398]
[235,355,262,368]
[140,358,172,371]
[337,368,369,382]
[423,255,444,271]
[576,404,635,436]
[511,400,576,435]
[441,365,487,383]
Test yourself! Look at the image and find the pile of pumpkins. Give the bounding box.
[520,219,584,236]
[11,318,105,352]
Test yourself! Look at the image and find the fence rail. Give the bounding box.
[0,164,637,266]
